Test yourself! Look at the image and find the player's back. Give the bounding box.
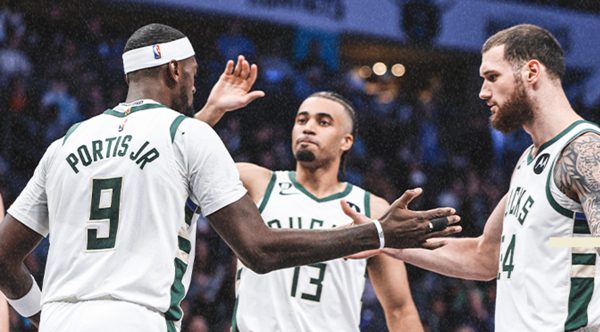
[41,100,193,314]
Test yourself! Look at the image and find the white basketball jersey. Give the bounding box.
[8,99,246,331]
[233,171,370,332]
[495,120,600,331]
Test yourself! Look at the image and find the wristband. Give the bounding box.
[372,219,385,249]
[6,275,41,317]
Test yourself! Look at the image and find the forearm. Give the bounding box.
[0,261,35,300]
[0,261,40,326]
[396,237,498,281]
[218,222,380,274]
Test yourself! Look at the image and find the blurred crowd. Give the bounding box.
[1,2,599,332]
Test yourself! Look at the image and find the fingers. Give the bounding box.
[340,200,371,225]
[421,239,448,250]
[248,64,259,86]
[223,60,235,75]
[393,188,423,209]
[233,55,244,77]
[415,207,457,221]
[423,225,462,241]
[241,90,265,106]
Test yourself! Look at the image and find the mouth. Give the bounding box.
[297,138,318,147]
[296,137,318,145]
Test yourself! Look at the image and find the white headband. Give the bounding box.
[122,37,195,74]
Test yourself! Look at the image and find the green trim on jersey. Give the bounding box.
[527,120,588,164]
[231,296,241,332]
[166,320,176,332]
[103,103,165,118]
[165,204,194,325]
[565,278,595,330]
[178,236,191,254]
[545,161,574,218]
[62,122,82,145]
[289,171,353,202]
[574,222,591,235]
[170,115,187,143]
[165,258,187,321]
[572,253,596,265]
[364,192,371,218]
[258,172,277,213]
[544,125,600,218]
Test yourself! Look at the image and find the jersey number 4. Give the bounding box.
[86,177,122,251]
[500,234,516,279]
[290,263,327,302]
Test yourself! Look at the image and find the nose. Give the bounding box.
[192,86,197,95]
[302,119,317,134]
[479,82,491,101]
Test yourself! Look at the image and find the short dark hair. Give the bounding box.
[308,91,357,138]
[307,91,358,177]
[123,23,186,77]
[482,24,565,80]
[124,23,186,53]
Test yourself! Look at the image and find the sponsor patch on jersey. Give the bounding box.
[534,153,550,174]
[152,44,161,59]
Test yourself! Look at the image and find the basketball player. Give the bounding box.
[350,24,600,331]
[0,24,459,331]
[229,92,423,331]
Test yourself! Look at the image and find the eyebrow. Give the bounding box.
[480,70,497,78]
[296,111,334,119]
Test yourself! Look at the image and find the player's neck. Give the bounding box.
[125,82,172,109]
[524,89,581,150]
[295,163,344,198]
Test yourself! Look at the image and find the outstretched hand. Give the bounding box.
[343,188,462,259]
[195,55,265,126]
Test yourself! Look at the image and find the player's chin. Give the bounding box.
[294,149,316,162]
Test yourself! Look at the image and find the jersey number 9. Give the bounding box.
[86,177,122,251]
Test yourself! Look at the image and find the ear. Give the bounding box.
[340,134,354,152]
[525,59,541,84]
[167,60,182,83]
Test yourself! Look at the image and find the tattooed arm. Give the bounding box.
[554,132,600,254]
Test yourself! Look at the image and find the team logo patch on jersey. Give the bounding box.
[152,44,161,59]
[534,153,550,174]
[118,117,129,132]
[278,182,298,195]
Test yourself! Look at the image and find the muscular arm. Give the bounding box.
[367,195,423,331]
[555,132,600,254]
[207,194,381,274]
[385,195,507,281]
[0,214,43,326]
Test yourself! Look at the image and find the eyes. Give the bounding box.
[482,73,498,83]
[295,116,332,127]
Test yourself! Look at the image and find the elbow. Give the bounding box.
[236,246,279,275]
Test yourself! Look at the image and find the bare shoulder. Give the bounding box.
[369,193,390,219]
[236,162,273,203]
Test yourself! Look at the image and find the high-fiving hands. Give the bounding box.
[195,55,265,126]
[342,188,462,259]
